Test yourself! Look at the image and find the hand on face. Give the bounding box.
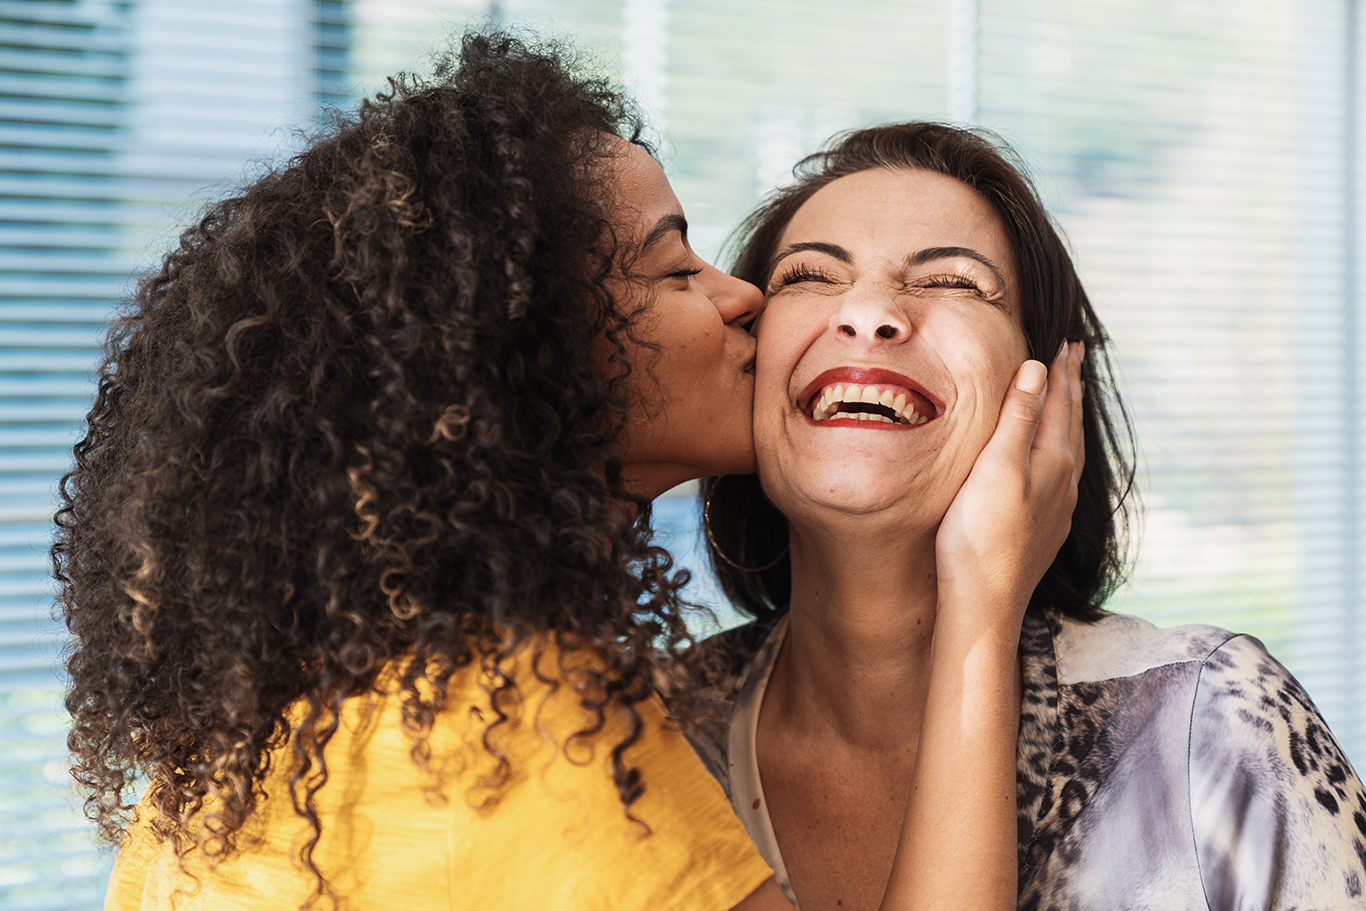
[933,341,1085,632]
[751,167,1030,535]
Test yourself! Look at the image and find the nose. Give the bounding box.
[698,263,764,326]
[832,287,910,343]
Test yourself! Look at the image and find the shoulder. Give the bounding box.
[1050,609,1363,801]
[1182,629,1352,791]
[1184,633,1366,906]
[695,616,783,694]
[679,615,784,721]
[398,641,776,910]
[679,616,784,795]
[1025,611,1366,906]
[1052,609,1240,686]
[104,804,162,911]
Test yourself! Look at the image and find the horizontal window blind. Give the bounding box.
[0,0,322,906]
[4,2,1366,905]
[0,2,133,907]
[617,0,1366,766]
[973,0,1366,760]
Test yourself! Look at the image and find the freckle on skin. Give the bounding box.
[752,798,761,809]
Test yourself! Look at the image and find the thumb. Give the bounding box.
[982,359,1048,465]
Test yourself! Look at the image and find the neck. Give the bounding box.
[767,513,941,751]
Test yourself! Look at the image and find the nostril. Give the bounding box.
[876,325,897,339]
[838,324,856,337]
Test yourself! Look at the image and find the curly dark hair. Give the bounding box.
[52,31,701,899]
[703,122,1135,623]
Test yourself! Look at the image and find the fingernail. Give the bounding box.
[1016,360,1047,394]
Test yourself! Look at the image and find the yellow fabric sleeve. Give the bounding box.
[105,640,771,911]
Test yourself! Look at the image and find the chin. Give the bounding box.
[769,465,909,518]
[701,429,758,477]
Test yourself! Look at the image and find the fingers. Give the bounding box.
[966,341,1084,487]
[1030,342,1073,461]
[935,343,1083,613]
[1015,359,1048,395]
[1068,341,1086,482]
[980,359,1049,468]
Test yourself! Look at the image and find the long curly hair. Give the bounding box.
[703,122,1135,623]
[53,32,698,896]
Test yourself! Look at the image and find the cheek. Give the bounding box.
[755,298,821,375]
[753,320,807,413]
[994,331,1031,398]
[958,317,1028,396]
[752,364,789,451]
[982,347,1024,405]
[662,319,725,398]
[938,319,1028,454]
[750,330,800,452]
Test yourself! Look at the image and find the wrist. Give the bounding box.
[935,584,1030,636]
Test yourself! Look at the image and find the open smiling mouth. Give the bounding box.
[808,383,937,425]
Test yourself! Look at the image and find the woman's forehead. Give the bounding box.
[786,169,1002,244]
[601,137,684,241]
[779,169,1017,282]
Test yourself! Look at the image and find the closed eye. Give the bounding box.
[668,267,703,280]
[913,272,985,292]
[772,262,835,291]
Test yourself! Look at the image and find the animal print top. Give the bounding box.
[685,609,1366,910]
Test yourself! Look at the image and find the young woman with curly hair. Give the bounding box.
[55,32,1079,911]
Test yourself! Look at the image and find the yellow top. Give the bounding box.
[105,640,770,911]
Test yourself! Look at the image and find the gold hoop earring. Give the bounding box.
[703,478,789,573]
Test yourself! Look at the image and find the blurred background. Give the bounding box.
[2,0,1364,906]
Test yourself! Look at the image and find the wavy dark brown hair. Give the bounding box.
[703,122,1136,623]
[53,32,701,901]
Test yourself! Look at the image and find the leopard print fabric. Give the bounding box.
[689,610,1366,910]
[1015,611,1058,869]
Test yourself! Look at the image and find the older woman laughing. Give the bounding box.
[694,123,1366,911]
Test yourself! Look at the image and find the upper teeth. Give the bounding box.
[811,384,930,425]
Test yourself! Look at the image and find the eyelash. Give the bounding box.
[918,272,983,292]
[668,267,703,280]
[774,263,833,287]
[773,264,984,294]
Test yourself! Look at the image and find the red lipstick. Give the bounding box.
[799,368,943,426]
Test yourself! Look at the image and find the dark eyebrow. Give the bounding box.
[771,241,853,269]
[642,214,689,251]
[908,246,1007,287]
